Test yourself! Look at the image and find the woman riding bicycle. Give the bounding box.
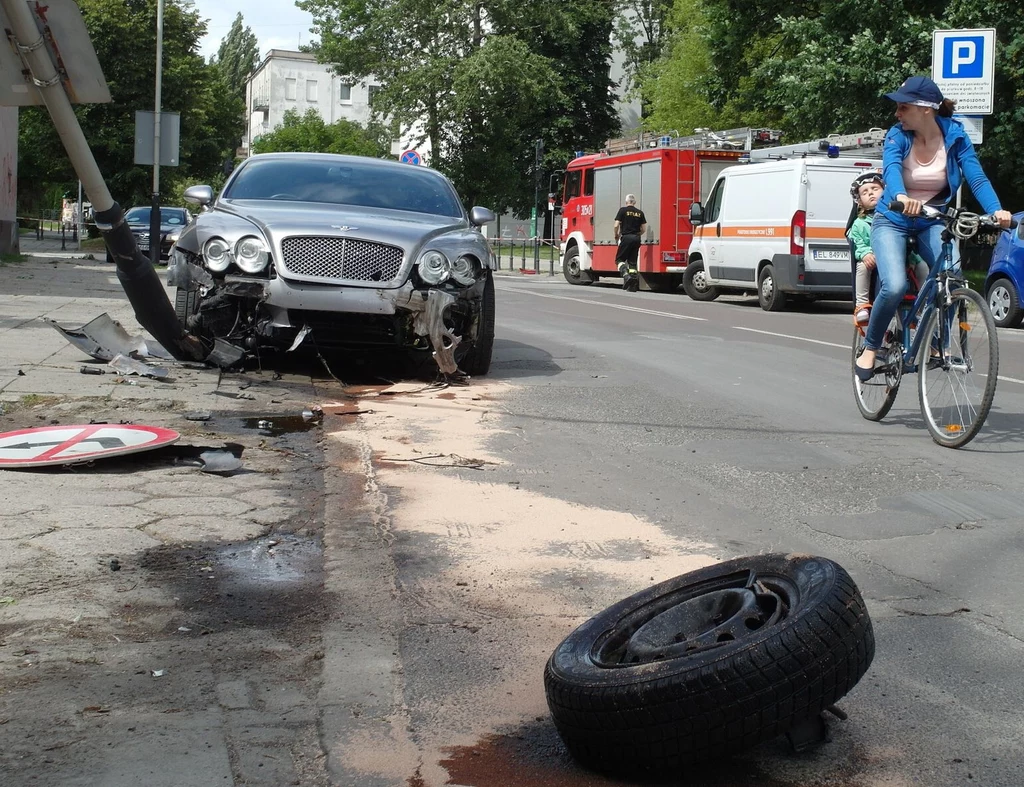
[854,75,1012,381]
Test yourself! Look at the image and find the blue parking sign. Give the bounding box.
[942,36,985,78]
[932,28,995,115]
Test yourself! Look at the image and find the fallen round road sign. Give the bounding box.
[0,424,180,468]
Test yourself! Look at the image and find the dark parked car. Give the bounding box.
[107,206,192,262]
[168,153,496,376]
[985,211,1024,328]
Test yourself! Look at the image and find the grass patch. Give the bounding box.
[0,252,28,266]
[963,270,986,290]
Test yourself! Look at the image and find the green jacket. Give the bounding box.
[847,212,925,267]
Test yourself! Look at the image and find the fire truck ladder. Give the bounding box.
[604,127,783,155]
[746,128,887,161]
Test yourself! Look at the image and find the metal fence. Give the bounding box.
[489,237,561,275]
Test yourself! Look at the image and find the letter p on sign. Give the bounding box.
[943,35,984,78]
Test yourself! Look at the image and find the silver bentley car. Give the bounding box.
[168,153,496,376]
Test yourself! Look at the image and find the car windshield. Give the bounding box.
[125,207,188,225]
[223,158,464,218]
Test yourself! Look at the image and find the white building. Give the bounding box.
[243,50,388,156]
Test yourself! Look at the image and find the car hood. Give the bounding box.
[213,200,467,249]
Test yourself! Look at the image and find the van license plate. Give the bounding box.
[812,250,849,261]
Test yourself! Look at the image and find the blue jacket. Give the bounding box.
[878,115,1002,226]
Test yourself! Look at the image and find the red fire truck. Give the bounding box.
[558,128,782,291]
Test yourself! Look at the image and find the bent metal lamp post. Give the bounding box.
[0,0,204,362]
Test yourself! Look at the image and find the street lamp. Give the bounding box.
[148,0,164,265]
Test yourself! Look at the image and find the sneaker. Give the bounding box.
[854,306,870,326]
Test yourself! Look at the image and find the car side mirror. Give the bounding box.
[184,185,214,208]
[469,206,496,227]
[689,202,704,226]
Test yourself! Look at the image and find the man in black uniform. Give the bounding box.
[614,194,647,292]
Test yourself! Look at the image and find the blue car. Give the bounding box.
[985,211,1024,328]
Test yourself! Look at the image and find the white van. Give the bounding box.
[685,157,880,311]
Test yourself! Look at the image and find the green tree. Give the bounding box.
[215,13,260,102]
[251,109,391,157]
[299,0,620,214]
[612,0,674,117]
[17,0,242,212]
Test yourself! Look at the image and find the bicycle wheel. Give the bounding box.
[852,313,902,421]
[918,287,998,448]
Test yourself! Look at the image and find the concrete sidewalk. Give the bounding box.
[0,256,345,785]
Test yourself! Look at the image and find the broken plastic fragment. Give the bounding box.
[46,313,171,361]
[108,354,169,379]
[151,669,166,677]
[287,324,313,353]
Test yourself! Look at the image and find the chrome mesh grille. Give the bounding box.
[280,236,404,283]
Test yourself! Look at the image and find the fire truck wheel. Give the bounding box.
[682,260,719,302]
[544,553,875,775]
[562,248,595,285]
[758,264,787,311]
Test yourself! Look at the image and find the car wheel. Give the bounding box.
[459,269,495,376]
[682,259,719,301]
[987,277,1023,328]
[544,553,875,775]
[758,264,787,311]
[562,247,595,285]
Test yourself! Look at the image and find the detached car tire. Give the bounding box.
[544,553,874,775]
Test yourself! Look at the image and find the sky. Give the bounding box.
[189,1,318,61]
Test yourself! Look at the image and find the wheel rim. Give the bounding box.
[567,256,581,277]
[591,569,795,667]
[760,274,773,302]
[989,284,1010,322]
[919,290,997,446]
[691,269,708,292]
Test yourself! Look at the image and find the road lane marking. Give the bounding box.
[498,286,1024,385]
[732,326,849,349]
[496,287,706,321]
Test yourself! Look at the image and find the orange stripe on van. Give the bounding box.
[713,226,849,240]
[719,226,790,237]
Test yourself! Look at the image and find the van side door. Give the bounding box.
[698,177,727,281]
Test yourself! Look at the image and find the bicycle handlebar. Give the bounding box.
[887,201,1018,231]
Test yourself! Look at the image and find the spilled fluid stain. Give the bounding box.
[437,731,808,787]
[242,414,320,436]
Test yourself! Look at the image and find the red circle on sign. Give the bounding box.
[0,424,181,468]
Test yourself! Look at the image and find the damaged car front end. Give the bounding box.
[168,153,496,375]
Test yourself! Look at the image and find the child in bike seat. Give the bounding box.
[847,171,928,326]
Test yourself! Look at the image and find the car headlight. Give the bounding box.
[204,237,232,272]
[234,235,270,274]
[450,255,477,286]
[418,250,450,284]
[166,229,182,243]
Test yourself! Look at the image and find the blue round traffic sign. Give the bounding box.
[400,150,422,165]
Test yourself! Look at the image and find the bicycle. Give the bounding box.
[852,202,1015,448]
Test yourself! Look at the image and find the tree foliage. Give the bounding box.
[251,109,391,157]
[299,0,619,214]
[647,0,1024,208]
[215,13,260,102]
[17,0,243,213]
[612,0,674,116]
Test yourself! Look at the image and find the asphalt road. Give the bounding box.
[483,275,1024,786]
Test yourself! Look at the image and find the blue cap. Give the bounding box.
[885,75,944,108]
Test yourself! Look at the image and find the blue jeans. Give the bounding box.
[864,214,956,350]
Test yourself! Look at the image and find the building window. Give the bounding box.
[368,85,381,106]
[285,78,296,100]
[306,80,318,102]
[338,83,352,102]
